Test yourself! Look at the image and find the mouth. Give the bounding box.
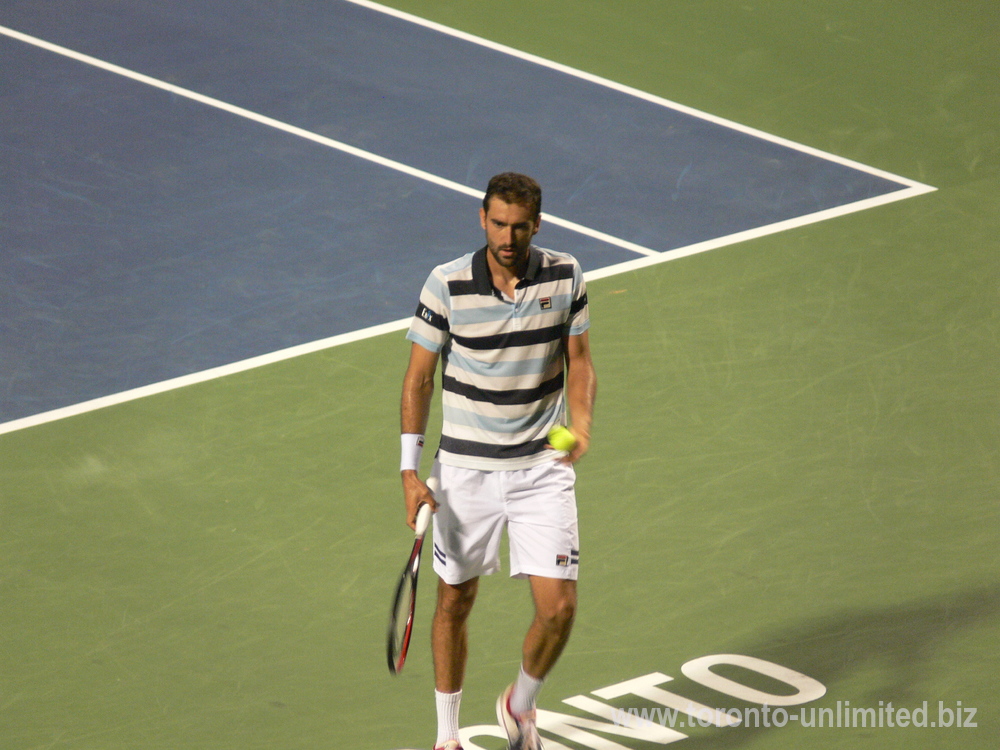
[492,245,522,266]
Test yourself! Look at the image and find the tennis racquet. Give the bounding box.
[386,477,437,675]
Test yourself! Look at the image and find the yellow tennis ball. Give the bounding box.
[548,426,577,452]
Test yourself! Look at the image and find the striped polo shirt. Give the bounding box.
[407,245,590,471]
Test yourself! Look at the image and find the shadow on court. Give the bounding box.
[675,582,1000,747]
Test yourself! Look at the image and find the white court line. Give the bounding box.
[0,24,658,259]
[0,10,936,437]
[0,182,934,438]
[347,0,935,192]
[582,187,935,282]
[0,319,414,436]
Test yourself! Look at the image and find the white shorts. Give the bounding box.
[430,460,579,585]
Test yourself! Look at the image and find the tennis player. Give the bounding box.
[400,173,597,750]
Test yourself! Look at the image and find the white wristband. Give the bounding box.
[400,433,425,472]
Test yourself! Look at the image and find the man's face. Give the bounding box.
[479,197,541,271]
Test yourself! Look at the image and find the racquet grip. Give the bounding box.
[414,502,433,538]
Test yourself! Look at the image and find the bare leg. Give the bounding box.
[432,577,479,692]
[521,576,577,679]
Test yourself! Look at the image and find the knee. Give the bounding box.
[536,591,576,634]
[436,579,478,622]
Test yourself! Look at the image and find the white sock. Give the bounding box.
[435,689,462,747]
[510,665,544,715]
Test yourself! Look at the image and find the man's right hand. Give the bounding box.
[401,470,438,530]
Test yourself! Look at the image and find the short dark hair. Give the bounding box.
[482,172,542,218]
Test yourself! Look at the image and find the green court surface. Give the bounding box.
[2,1,997,749]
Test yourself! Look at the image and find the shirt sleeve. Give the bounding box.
[405,266,451,352]
[566,259,590,336]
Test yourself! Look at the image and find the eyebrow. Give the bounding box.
[491,218,532,228]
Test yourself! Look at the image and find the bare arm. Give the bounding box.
[561,330,597,463]
[400,342,440,526]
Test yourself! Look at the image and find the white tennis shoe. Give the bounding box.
[496,684,543,750]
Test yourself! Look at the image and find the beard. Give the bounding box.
[489,242,529,269]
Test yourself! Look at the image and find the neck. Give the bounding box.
[487,253,527,294]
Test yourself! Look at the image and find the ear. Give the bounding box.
[479,206,488,230]
[533,213,542,236]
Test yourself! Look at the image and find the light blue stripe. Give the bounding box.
[406,329,444,353]
[451,304,514,326]
[422,252,473,310]
[451,292,574,327]
[446,350,553,378]
[422,270,450,308]
[443,399,564,434]
[438,252,476,275]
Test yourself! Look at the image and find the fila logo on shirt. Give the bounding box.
[539,297,553,310]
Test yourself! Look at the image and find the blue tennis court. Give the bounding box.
[1,0,926,428]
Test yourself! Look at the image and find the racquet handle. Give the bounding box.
[414,502,433,538]
[414,476,438,537]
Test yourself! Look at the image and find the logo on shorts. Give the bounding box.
[556,550,580,567]
[539,297,552,310]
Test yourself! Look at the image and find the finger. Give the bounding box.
[424,476,440,512]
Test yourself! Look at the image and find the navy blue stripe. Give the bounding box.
[570,292,588,316]
[440,435,549,460]
[448,278,483,297]
[451,324,565,351]
[415,302,449,332]
[525,263,576,286]
[442,372,563,406]
[449,263,576,297]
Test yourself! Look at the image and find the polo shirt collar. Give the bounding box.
[472,245,542,296]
